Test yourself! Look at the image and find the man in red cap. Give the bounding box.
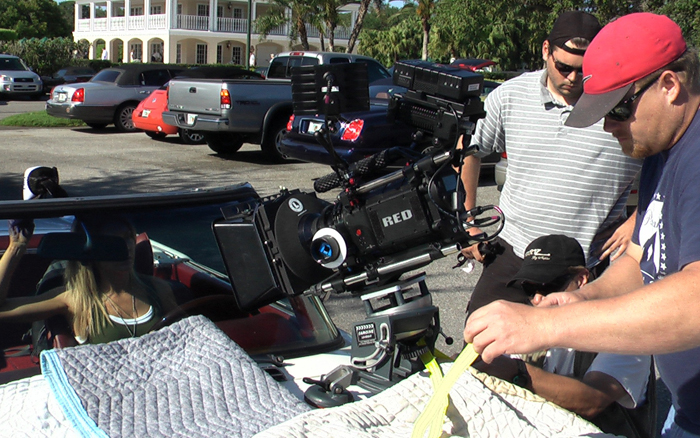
[465,12,700,437]
[460,11,641,318]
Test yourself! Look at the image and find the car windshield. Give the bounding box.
[0,188,343,358]
[0,57,28,71]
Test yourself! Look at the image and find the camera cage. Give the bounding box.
[215,61,504,401]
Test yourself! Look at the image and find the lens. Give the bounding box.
[311,237,339,263]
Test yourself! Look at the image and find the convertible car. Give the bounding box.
[0,185,347,386]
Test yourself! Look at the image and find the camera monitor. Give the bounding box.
[291,63,370,116]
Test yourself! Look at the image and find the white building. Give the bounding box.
[72,0,359,66]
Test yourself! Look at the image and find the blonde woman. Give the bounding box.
[0,216,177,344]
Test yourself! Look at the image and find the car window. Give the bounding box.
[329,58,350,64]
[56,69,68,77]
[74,68,95,75]
[0,57,27,71]
[355,59,391,84]
[267,57,288,79]
[92,70,121,83]
[140,69,172,86]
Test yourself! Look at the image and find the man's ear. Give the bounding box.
[576,269,590,288]
[660,70,683,104]
[542,40,550,62]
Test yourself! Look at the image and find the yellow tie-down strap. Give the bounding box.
[412,344,479,438]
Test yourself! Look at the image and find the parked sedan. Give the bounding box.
[41,66,96,94]
[46,64,185,131]
[133,66,263,143]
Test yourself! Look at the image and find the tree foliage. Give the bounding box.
[358,0,700,71]
[0,38,89,76]
[0,0,72,39]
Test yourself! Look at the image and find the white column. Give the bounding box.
[106,0,112,30]
[144,0,151,29]
[170,0,178,29]
[74,2,79,32]
[163,39,170,63]
[90,2,95,31]
[209,0,216,31]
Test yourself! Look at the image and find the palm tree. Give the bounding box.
[415,0,434,60]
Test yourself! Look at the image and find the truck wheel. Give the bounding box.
[85,122,108,129]
[205,133,244,154]
[179,128,205,145]
[261,117,289,163]
[114,103,137,132]
[146,131,167,140]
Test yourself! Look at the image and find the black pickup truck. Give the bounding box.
[162,51,391,162]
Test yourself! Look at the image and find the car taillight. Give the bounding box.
[500,152,507,159]
[220,89,231,109]
[287,114,295,132]
[71,88,84,103]
[166,84,169,101]
[341,119,364,142]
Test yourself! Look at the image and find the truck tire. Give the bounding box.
[205,133,244,154]
[179,128,205,145]
[114,103,137,132]
[261,117,289,163]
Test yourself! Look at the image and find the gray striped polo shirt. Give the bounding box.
[471,70,642,263]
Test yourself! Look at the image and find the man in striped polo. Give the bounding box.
[460,11,642,317]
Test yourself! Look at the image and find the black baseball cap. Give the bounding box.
[547,11,602,56]
[508,235,585,286]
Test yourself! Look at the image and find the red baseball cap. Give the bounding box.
[565,13,687,128]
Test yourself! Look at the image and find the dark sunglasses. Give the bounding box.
[551,54,583,77]
[606,77,659,122]
[521,274,573,297]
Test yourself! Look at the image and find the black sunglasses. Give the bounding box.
[606,77,659,122]
[521,274,573,297]
[551,54,583,77]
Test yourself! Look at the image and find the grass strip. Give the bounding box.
[0,111,86,127]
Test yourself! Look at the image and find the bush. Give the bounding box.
[0,28,16,41]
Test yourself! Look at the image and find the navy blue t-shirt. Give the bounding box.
[633,112,700,433]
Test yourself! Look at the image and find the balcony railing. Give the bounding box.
[217,17,248,33]
[74,15,348,40]
[177,14,209,31]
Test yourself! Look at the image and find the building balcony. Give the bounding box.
[75,14,348,39]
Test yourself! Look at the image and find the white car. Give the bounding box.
[0,54,43,100]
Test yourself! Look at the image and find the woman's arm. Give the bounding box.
[0,287,72,323]
[0,220,34,306]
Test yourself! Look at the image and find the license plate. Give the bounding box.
[187,113,197,125]
[57,93,67,103]
[142,109,150,118]
[306,120,324,134]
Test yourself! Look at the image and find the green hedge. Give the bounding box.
[0,28,17,41]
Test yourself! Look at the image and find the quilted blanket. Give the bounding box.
[35,315,309,438]
[255,364,617,438]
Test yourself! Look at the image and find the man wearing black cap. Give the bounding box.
[474,235,653,437]
[460,11,641,319]
[465,13,700,437]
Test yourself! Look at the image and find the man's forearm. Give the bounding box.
[461,154,481,211]
[526,365,621,419]
[578,251,643,300]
